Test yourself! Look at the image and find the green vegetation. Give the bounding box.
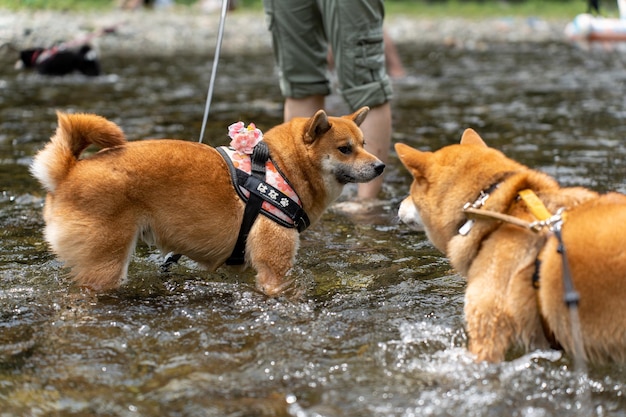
[386,0,617,19]
[0,0,113,10]
[0,0,619,18]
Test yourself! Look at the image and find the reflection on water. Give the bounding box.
[1,41,625,416]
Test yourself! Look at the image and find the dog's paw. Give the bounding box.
[256,278,294,297]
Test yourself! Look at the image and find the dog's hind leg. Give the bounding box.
[73,235,138,291]
[45,217,139,291]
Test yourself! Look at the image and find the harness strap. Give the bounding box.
[518,190,580,308]
[518,189,552,221]
[234,170,310,232]
[226,142,269,265]
[30,49,43,66]
[458,181,501,236]
[551,220,580,308]
[463,207,535,231]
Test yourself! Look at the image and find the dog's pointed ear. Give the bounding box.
[460,128,487,147]
[305,110,331,144]
[395,143,431,181]
[350,106,370,127]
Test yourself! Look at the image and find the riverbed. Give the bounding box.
[1,10,626,417]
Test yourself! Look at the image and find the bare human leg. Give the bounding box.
[356,101,391,200]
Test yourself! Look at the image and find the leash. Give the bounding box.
[198,0,229,144]
[549,217,580,309]
[160,0,228,271]
[463,191,566,234]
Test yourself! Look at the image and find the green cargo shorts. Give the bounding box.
[262,0,393,111]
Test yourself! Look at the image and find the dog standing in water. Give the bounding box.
[31,109,384,296]
[396,129,626,364]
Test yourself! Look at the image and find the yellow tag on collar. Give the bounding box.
[518,189,552,221]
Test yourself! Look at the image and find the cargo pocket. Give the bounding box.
[353,28,385,84]
[340,26,392,110]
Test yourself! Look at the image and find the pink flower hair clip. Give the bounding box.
[228,121,263,154]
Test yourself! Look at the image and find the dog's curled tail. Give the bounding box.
[30,111,126,193]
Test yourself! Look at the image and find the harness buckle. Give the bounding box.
[528,208,566,233]
[459,190,493,236]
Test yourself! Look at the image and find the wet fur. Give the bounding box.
[31,109,384,296]
[396,129,626,363]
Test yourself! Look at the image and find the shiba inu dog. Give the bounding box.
[396,129,626,363]
[31,108,384,296]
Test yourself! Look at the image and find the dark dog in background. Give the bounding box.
[17,44,101,76]
[9,23,120,76]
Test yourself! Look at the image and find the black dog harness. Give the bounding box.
[216,142,310,265]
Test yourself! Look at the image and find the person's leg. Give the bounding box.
[321,0,393,200]
[263,0,330,121]
[384,30,406,79]
[357,101,391,199]
[284,95,325,121]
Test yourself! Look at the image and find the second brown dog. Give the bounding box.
[396,129,626,364]
[31,108,384,296]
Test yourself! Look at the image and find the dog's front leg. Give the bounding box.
[464,282,515,362]
[247,221,299,297]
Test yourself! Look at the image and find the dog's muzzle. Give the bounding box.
[398,197,424,231]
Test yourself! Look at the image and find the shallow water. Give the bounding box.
[1,39,625,416]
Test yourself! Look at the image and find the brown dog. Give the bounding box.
[31,108,384,296]
[396,129,626,363]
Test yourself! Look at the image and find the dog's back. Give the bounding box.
[539,192,626,363]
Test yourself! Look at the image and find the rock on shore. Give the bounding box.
[0,6,570,59]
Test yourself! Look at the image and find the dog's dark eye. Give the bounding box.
[338,145,352,155]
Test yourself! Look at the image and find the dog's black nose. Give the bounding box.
[374,162,385,175]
